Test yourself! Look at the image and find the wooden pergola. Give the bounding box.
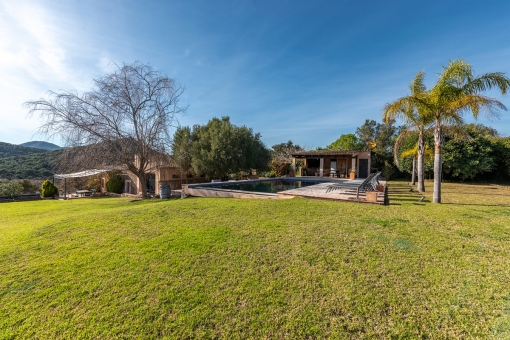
[53,169,111,199]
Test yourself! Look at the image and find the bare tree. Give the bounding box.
[26,61,187,198]
[271,140,304,163]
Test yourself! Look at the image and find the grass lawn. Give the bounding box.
[1,181,510,338]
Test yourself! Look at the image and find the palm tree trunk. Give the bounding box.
[433,123,443,203]
[411,157,416,185]
[417,131,425,192]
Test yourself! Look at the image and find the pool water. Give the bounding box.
[207,180,318,194]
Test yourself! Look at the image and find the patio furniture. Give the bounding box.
[326,171,382,200]
[76,190,92,197]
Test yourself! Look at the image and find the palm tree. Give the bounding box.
[399,143,434,186]
[383,71,432,192]
[426,60,510,203]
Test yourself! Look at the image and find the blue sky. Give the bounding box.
[1,0,510,148]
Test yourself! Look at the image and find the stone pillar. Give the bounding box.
[155,171,160,195]
[352,157,356,175]
[320,158,324,178]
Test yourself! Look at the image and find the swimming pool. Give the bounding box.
[183,177,342,199]
[205,179,318,194]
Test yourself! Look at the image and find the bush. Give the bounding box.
[382,161,395,181]
[259,170,276,178]
[0,182,23,198]
[106,172,123,194]
[87,176,102,192]
[41,179,58,198]
[270,161,291,177]
[20,179,39,194]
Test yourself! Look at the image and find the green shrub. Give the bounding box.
[106,172,123,194]
[270,161,291,177]
[382,161,395,180]
[41,179,58,198]
[87,176,102,192]
[20,179,39,194]
[0,182,23,198]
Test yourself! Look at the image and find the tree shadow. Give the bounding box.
[441,202,510,208]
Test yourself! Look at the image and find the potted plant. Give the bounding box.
[349,168,356,180]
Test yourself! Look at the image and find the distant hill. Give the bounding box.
[0,142,48,158]
[0,141,63,179]
[20,141,61,151]
[0,149,63,180]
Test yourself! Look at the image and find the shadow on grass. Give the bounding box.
[442,202,510,208]
[440,191,510,197]
[389,195,423,201]
[389,202,426,206]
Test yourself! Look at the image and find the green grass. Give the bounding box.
[1,181,510,338]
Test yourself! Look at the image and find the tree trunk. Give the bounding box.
[411,157,416,185]
[417,131,425,192]
[139,172,148,198]
[433,123,443,203]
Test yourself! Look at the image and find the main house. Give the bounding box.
[101,157,207,197]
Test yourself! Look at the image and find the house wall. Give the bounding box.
[122,173,139,195]
[356,151,371,177]
[156,167,208,193]
[102,165,209,196]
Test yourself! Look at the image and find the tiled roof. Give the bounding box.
[291,150,364,157]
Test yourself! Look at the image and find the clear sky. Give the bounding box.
[1,0,509,148]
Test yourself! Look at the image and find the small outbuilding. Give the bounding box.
[291,150,372,178]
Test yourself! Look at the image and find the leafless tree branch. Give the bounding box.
[25,61,187,197]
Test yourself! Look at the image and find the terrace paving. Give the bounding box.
[278,178,386,204]
[184,177,386,204]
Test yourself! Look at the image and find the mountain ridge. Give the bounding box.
[0,141,48,158]
[20,141,61,151]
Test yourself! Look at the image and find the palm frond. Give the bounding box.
[424,146,434,162]
[437,59,473,88]
[462,72,510,95]
[410,71,426,95]
[392,126,417,167]
[401,145,418,159]
[447,94,506,120]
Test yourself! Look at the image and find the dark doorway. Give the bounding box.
[359,159,369,178]
[146,173,156,195]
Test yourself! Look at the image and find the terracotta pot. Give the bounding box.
[349,172,356,180]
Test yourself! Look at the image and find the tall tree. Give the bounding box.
[171,126,193,179]
[383,71,433,192]
[271,140,304,162]
[442,125,498,181]
[25,61,187,198]
[425,60,509,203]
[326,134,363,150]
[190,117,270,180]
[355,119,397,170]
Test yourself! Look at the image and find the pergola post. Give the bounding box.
[319,158,324,178]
